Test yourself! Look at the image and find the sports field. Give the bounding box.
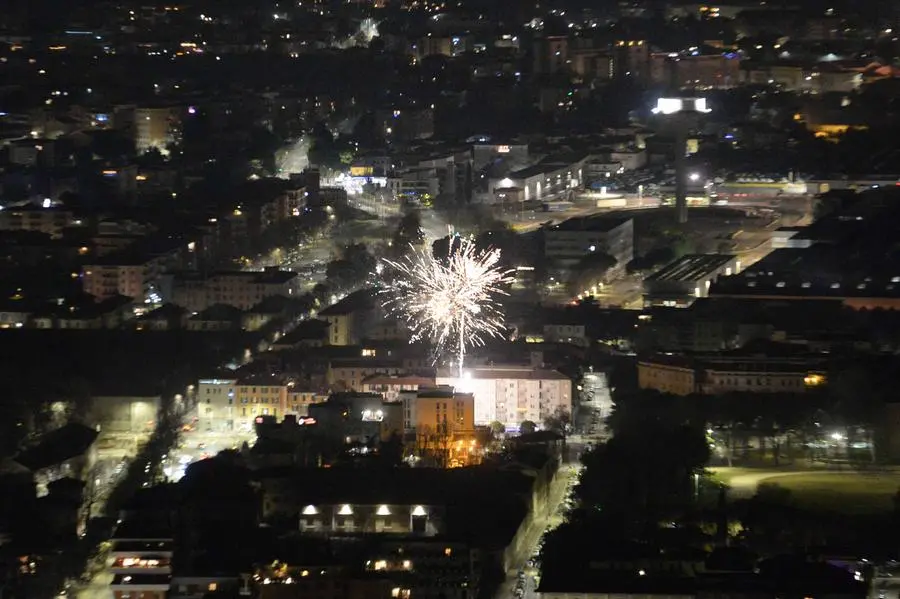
[709,467,900,514]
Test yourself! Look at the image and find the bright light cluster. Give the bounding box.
[380,234,514,376]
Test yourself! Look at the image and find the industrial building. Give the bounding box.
[543,215,634,271]
[644,254,740,308]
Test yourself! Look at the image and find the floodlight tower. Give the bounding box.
[652,97,711,224]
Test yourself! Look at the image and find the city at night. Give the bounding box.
[2,0,900,597]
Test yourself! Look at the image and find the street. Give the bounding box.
[163,430,256,482]
[496,463,581,599]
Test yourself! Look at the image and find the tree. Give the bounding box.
[325,243,376,292]
[543,407,571,435]
[567,252,617,296]
[413,422,452,467]
[489,421,506,436]
[520,420,537,435]
[393,212,424,248]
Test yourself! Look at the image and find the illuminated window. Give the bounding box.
[208,583,217,591]
[444,547,452,556]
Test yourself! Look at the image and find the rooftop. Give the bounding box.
[442,365,570,381]
[318,289,375,317]
[646,254,737,283]
[547,214,632,233]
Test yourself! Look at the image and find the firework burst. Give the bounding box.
[380,234,514,377]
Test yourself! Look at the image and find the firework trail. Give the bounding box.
[380,233,514,377]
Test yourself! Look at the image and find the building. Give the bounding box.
[328,356,433,392]
[710,193,900,310]
[88,394,161,434]
[308,393,404,444]
[196,377,325,433]
[488,156,586,204]
[399,386,475,435]
[543,215,634,270]
[472,143,529,170]
[172,268,298,312]
[637,347,828,396]
[542,323,589,347]
[134,106,182,154]
[317,290,376,346]
[83,253,162,303]
[108,532,174,599]
[534,36,570,75]
[400,387,478,467]
[644,254,741,308]
[376,106,434,141]
[0,206,75,238]
[437,366,572,430]
[362,375,437,402]
[650,52,741,89]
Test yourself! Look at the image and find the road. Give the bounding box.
[496,463,580,599]
[76,571,113,599]
[164,430,256,482]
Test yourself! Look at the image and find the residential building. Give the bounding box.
[650,52,741,88]
[0,206,75,238]
[328,356,433,391]
[637,349,828,396]
[542,323,589,347]
[172,268,298,312]
[362,374,437,401]
[308,393,404,443]
[196,377,328,433]
[399,386,475,435]
[317,290,376,346]
[437,366,572,430]
[133,105,183,154]
[83,253,161,302]
[534,35,569,75]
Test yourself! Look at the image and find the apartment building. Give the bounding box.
[436,366,572,430]
[398,386,475,436]
[317,290,376,346]
[196,378,325,433]
[637,352,828,396]
[83,253,163,302]
[0,206,75,238]
[362,374,437,401]
[134,106,182,154]
[172,268,298,312]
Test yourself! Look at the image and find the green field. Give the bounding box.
[770,473,900,513]
[708,467,900,514]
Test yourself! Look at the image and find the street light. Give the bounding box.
[653,97,711,224]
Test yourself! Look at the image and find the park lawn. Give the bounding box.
[706,466,761,486]
[765,472,900,514]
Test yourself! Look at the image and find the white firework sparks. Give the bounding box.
[380,234,514,377]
